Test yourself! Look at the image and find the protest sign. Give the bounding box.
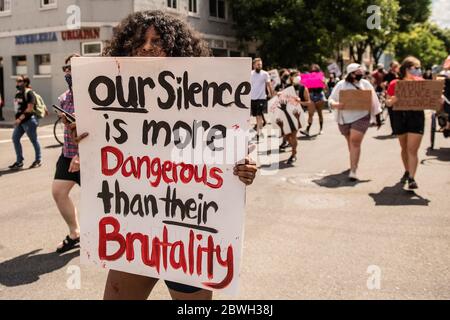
[300,72,326,89]
[268,69,281,89]
[394,80,444,111]
[339,89,372,110]
[327,63,342,77]
[72,57,251,295]
[268,86,305,135]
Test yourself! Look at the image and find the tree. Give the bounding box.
[397,0,431,32]
[394,23,447,68]
[230,0,355,67]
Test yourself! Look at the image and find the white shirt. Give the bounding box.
[251,70,270,100]
[328,79,382,125]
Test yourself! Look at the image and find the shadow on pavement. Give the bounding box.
[0,249,79,287]
[373,134,397,140]
[312,170,371,188]
[0,168,31,177]
[369,182,430,206]
[45,143,63,149]
[424,147,450,162]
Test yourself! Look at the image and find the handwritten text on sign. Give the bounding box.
[394,80,444,111]
[72,57,251,295]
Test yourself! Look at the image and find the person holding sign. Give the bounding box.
[385,56,425,190]
[52,54,83,254]
[66,10,257,301]
[301,64,326,136]
[328,63,382,181]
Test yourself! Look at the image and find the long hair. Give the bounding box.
[104,10,210,57]
[399,56,421,80]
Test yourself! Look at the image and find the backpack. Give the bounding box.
[25,88,48,118]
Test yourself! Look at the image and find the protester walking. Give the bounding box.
[385,56,425,190]
[278,70,311,164]
[301,64,326,136]
[9,76,42,170]
[53,54,82,254]
[251,58,274,141]
[328,63,382,181]
[384,61,400,135]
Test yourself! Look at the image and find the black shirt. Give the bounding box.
[15,89,36,122]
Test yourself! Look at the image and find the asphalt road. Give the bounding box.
[0,110,449,300]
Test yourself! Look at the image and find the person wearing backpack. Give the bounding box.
[9,75,42,169]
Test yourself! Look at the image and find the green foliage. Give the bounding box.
[230,0,444,68]
[394,23,447,68]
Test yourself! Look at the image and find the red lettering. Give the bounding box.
[101,146,124,176]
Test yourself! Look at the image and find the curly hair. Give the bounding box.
[104,10,210,57]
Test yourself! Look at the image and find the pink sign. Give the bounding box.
[300,72,325,89]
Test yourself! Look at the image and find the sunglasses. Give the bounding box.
[62,65,72,72]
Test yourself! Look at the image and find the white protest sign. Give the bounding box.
[72,57,251,295]
[268,86,305,135]
[268,69,281,89]
[327,62,342,77]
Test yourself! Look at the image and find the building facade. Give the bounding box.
[0,0,251,109]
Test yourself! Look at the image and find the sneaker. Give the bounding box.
[408,178,418,190]
[29,160,42,169]
[8,162,24,170]
[349,170,358,181]
[400,171,409,184]
[319,130,324,135]
[286,155,297,165]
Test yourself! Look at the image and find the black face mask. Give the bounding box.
[16,84,24,91]
[355,74,363,81]
[282,75,289,82]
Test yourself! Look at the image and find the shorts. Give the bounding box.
[251,99,268,116]
[165,281,203,293]
[54,154,81,185]
[310,91,325,103]
[391,110,425,135]
[338,115,370,136]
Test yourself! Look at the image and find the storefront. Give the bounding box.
[0,26,113,108]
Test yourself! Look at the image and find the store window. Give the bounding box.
[12,56,27,76]
[167,0,177,9]
[0,0,11,14]
[40,0,57,9]
[189,0,198,14]
[209,0,226,19]
[35,54,51,75]
[82,42,103,56]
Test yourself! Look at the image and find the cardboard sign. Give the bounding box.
[268,86,305,135]
[339,89,372,110]
[72,57,251,295]
[394,80,444,110]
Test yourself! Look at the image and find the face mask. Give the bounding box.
[409,68,422,77]
[65,74,73,88]
[293,77,300,85]
[282,75,289,82]
[16,84,24,90]
[355,74,363,81]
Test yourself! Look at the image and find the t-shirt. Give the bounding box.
[386,77,422,97]
[372,70,386,87]
[384,71,397,84]
[251,70,270,100]
[14,89,36,122]
[328,79,382,125]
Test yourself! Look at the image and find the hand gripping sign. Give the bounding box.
[72,57,251,295]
